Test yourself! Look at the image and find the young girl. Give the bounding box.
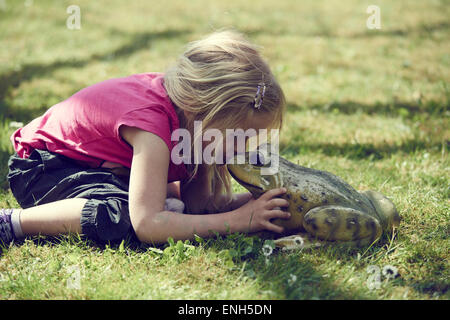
[0,30,291,246]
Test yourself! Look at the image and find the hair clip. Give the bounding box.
[253,82,266,109]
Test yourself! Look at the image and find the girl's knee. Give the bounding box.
[80,198,135,243]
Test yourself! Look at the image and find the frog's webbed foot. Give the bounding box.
[273,233,323,250]
[302,205,382,246]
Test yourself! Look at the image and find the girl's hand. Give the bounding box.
[237,187,290,233]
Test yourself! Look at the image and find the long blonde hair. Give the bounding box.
[163,29,286,210]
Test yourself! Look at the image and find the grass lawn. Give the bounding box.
[0,0,448,299]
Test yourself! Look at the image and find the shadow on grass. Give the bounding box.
[407,279,449,297]
[286,100,449,118]
[348,21,450,39]
[282,100,448,160]
[0,232,141,258]
[244,231,449,299]
[280,138,447,160]
[242,250,374,299]
[197,232,377,299]
[245,21,450,39]
[0,28,190,123]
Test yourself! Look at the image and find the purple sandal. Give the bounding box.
[0,209,16,245]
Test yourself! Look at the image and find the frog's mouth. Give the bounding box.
[228,169,263,193]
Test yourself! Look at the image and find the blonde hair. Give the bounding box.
[163,29,286,210]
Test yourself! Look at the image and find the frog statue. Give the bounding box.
[227,145,400,249]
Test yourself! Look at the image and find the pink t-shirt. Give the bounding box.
[10,72,189,182]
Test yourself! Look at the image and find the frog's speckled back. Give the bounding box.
[278,157,378,220]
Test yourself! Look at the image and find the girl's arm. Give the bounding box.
[222,192,254,211]
[121,126,290,244]
[180,165,253,214]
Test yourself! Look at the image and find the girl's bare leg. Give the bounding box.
[19,198,88,236]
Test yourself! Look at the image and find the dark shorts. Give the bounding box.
[7,149,137,243]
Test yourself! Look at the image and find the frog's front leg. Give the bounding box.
[302,205,382,245]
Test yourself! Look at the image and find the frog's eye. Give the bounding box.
[249,151,265,167]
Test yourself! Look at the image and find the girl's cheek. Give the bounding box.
[200,132,251,164]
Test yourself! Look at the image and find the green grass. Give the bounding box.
[0,0,448,300]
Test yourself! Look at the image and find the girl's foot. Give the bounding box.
[0,209,16,245]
